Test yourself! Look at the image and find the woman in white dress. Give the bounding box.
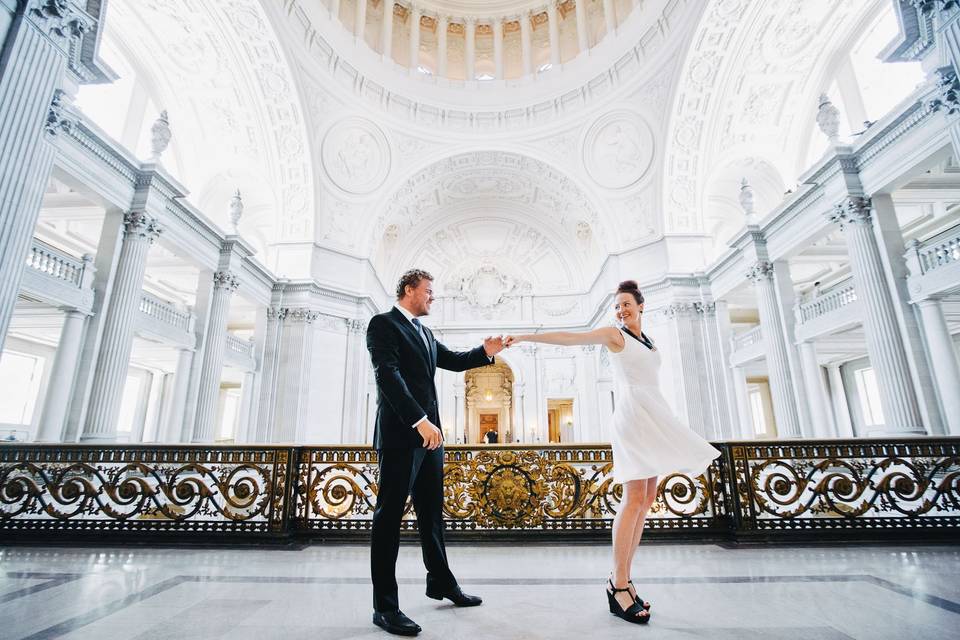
[504,280,720,625]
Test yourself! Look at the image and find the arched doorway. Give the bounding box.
[464,360,514,444]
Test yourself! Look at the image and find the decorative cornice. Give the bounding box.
[28,0,89,40]
[745,261,774,284]
[122,211,162,242]
[828,196,872,229]
[212,271,240,292]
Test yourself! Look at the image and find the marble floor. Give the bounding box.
[0,541,958,639]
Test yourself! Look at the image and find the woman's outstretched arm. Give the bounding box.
[506,327,623,350]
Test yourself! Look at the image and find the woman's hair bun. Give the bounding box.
[617,280,639,292]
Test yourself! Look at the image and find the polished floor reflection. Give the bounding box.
[1,542,958,639]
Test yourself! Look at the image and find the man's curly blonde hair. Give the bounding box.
[396,268,433,300]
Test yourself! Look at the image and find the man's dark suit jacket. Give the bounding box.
[366,307,492,449]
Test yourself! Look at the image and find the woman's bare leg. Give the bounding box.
[626,476,658,603]
[610,479,649,616]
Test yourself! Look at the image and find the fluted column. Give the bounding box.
[0,4,89,355]
[574,0,589,53]
[747,261,802,437]
[827,364,855,437]
[829,197,924,434]
[330,0,341,19]
[354,0,367,38]
[465,17,476,80]
[732,365,754,439]
[235,371,257,443]
[520,12,533,75]
[916,298,960,435]
[603,0,616,34]
[35,309,87,441]
[273,308,318,443]
[698,301,734,439]
[255,307,285,442]
[546,2,561,66]
[161,347,193,442]
[408,4,421,71]
[191,271,239,443]
[340,319,367,443]
[493,17,504,79]
[380,0,394,58]
[437,14,449,77]
[798,341,834,438]
[82,212,162,441]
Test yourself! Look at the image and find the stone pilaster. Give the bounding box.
[81,211,161,441]
[662,302,713,438]
[35,308,86,441]
[340,318,368,444]
[797,340,835,438]
[191,271,239,442]
[255,305,285,442]
[828,197,924,434]
[696,301,735,439]
[0,2,88,353]
[746,260,802,437]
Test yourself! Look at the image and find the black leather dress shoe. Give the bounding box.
[425,586,483,607]
[372,610,421,636]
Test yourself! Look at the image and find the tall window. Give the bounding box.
[749,389,766,436]
[854,367,885,427]
[0,351,44,426]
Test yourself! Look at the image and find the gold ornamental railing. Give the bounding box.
[0,440,957,541]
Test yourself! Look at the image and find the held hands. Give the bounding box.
[483,335,507,357]
[503,335,522,348]
[417,418,443,450]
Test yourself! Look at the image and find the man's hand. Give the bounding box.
[416,419,443,450]
[483,335,506,357]
[503,335,520,348]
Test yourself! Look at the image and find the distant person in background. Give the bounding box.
[484,428,498,444]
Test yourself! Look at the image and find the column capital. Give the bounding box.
[663,302,695,318]
[745,260,774,283]
[27,0,90,41]
[122,211,162,242]
[45,89,75,136]
[693,301,717,315]
[285,308,320,324]
[909,1,960,15]
[829,196,872,228]
[345,318,368,334]
[267,306,287,321]
[212,270,240,292]
[932,66,960,115]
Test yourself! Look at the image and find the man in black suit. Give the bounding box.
[367,268,505,636]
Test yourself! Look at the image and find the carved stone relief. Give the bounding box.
[321,117,392,195]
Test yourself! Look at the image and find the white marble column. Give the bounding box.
[35,309,87,441]
[0,5,88,355]
[235,370,257,444]
[603,0,617,34]
[255,307,285,442]
[798,340,834,438]
[699,301,734,439]
[520,12,533,75]
[493,17,504,79]
[408,4,421,71]
[380,0,394,58]
[664,303,712,439]
[829,197,924,434]
[916,298,960,435]
[465,17,476,80]
[82,212,161,442]
[574,0,589,54]
[191,271,239,443]
[713,300,742,436]
[272,308,318,443]
[161,347,193,442]
[547,2,561,66]
[437,14,449,77]
[827,363,855,437]
[354,0,367,38]
[732,365,753,439]
[340,319,367,443]
[747,261,802,437]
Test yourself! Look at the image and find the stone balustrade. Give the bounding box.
[24,240,87,288]
[914,224,960,274]
[796,278,858,324]
[731,325,763,351]
[225,332,254,358]
[138,292,192,333]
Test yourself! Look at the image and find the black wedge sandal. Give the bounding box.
[606,580,651,624]
[628,579,652,611]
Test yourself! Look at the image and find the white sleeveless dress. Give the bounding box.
[608,329,721,483]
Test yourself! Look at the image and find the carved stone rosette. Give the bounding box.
[828,196,872,229]
[122,211,162,242]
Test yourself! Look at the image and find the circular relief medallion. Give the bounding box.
[583,111,655,190]
[321,117,391,195]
